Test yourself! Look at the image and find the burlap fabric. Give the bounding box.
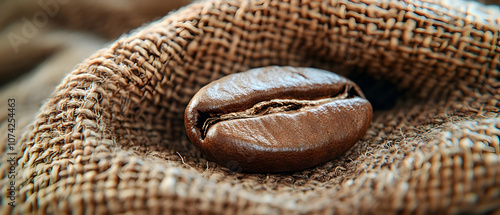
[0,0,193,122]
[0,0,193,39]
[1,0,500,214]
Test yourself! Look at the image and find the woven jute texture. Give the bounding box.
[1,0,500,214]
[0,0,193,39]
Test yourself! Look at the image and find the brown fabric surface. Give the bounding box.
[0,0,193,140]
[0,0,193,86]
[1,0,500,214]
[0,0,193,39]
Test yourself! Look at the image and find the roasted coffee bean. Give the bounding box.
[184,66,373,173]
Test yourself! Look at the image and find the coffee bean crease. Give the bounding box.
[200,85,357,139]
[184,66,372,173]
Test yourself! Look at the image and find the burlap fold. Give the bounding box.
[1,0,499,214]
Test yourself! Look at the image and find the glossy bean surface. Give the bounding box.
[184,66,373,173]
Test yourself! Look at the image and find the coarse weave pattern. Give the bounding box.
[1,0,500,214]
